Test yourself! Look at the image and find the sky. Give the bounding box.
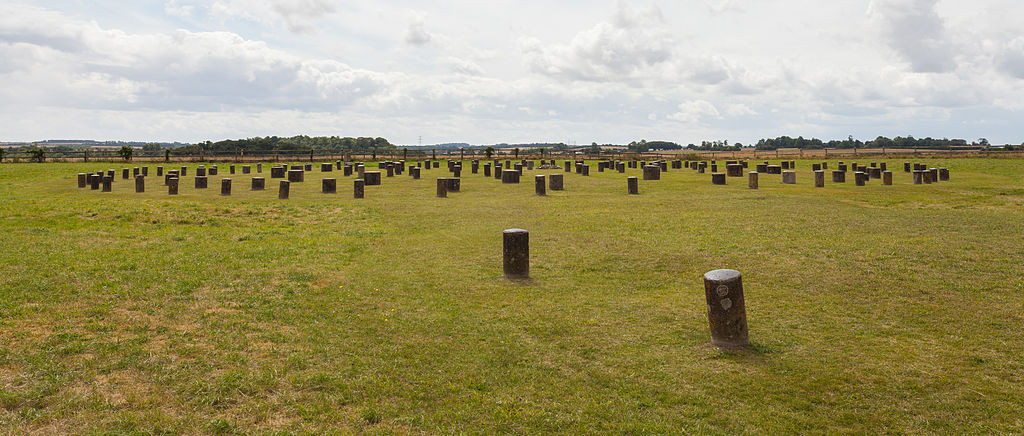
[1,0,1022,146]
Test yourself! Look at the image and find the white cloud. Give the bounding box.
[667,100,720,123]
[209,0,336,33]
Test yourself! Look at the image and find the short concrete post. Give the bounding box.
[436,178,447,197]
[748,172,758,189]
[535,175,546,195]
[251,177,265,190]
[230,165,235,174]
[855,172,867,186]
[814,170,825,187]
[135,175,145,193]
[503,229,529,279]
[913,170,923,184]
[99,176,112,192]
[832,170,846,183]
[157,166,163,176]
[711,173,726,185]
[279,180,290,199]
[195,176,208,189]
[168,177,178,195]
[221,178,231,196]
[322,178,336,194]
[883,171,893,185]
[78,173,87,188]
[939,168,949,181]
[782,171,796,184]
[703,269,749,349]
[122,168,130,179]
[627,176,639,194]
[354,179,364,198]
[549,174,564,191]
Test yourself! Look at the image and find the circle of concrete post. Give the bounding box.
[703,269,749,350]
[503,229,529,279]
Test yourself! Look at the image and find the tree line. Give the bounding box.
[753,135,982,150]
[177,136,396,153]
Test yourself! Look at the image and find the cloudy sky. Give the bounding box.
[1,0,1022,145]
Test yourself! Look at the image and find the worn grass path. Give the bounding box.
[1,159,1022,433]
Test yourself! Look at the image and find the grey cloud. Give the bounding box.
[868,0,955,73]
[997,37,1024,79]
[404,16,431,46]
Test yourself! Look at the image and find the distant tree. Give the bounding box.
[142,143,161,152]
[460,147,464,161]
[0,148,5,162]
[372,147,377,160]
[977,138,990,147]
[590,142,601,154]
[118,145,133,161]
[432,149,436,159]
[539,148,545,159]
[28,146,46,163]
[403,147,408,160]
[165,149,170,161]
[514,147,520,159]
[484,146,495,159]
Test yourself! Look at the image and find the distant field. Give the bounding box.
[1,159,1022,433]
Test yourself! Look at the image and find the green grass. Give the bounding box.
[1,159,1023,433]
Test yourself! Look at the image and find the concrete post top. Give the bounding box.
[704,269,740,282]
[504,228,528,235]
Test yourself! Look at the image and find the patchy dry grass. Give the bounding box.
[0,159,1023,433]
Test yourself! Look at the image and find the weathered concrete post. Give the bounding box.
[157,166,164,176]
[446,177,461,192]
[122,168,130,179]
[142,167,148,176]
[412,166,421,179]
[102,176,112,192]
[939,168,949,181]
[832,170,846,183]
[287,169,304,183]
[913,170,923,184]
[195,176,208,189]
[251,177,265,190]
[322,178,336,194]
[814,170,825,187]
[703,269,749,350]
[436,178,447,197]
[855,171,867,186]
[135,175,145,193]
[168,177,179,195]
[643,165,660,180]
[883,171,893,185]
[503,229,529,279]
[484,163,491,177]
[354,179,364,198]
[782,171,796,184]
[279,180,290,199]
[549,174,564,191]
[501,169,520,184]
[627,176,639,194]
[535,175,546,195]
[748,171,758,189]
[221,178,231,196]
[78,173,87,188]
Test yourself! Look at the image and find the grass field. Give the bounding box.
[1,159,1023,433]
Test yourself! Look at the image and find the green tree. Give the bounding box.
[142,143,161,152]
[514,147,520,159]
[432,149,436,159]
[590,142,601,154]
[118,145,133,161]
[372,147,377,160]
[403,148,408,160]
[165,149,170,162]
[539,148,545,159]
[0,147,5,162]
[28,146,46,163]
[484,146,495,159]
